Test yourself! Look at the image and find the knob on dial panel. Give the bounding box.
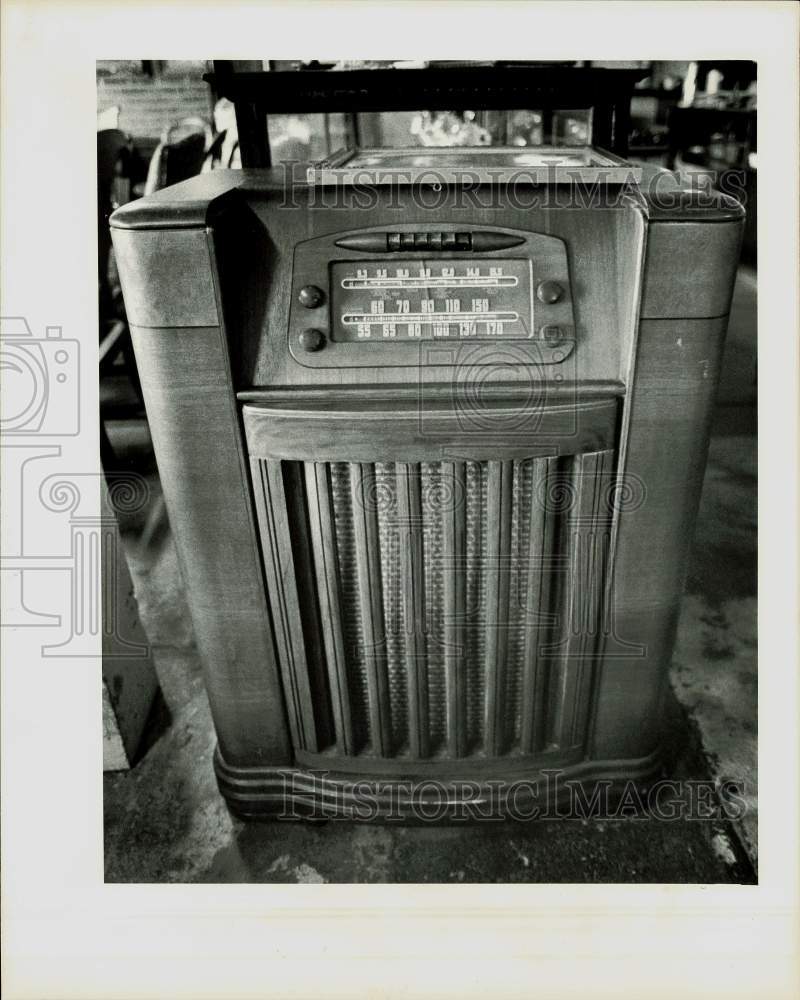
[299,328,326,352]
[539,324,563,340]
[298,284,325,308]
[536,280,564,304]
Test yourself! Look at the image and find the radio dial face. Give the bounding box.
[331,258,534,343]
[288,227,575,368]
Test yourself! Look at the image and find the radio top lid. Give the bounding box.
[306,145,643,186]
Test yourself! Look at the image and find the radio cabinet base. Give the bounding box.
[214,746,663,823]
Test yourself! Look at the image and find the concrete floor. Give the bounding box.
[103,268,757,884]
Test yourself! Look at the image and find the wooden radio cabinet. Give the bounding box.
[111,151,743,819]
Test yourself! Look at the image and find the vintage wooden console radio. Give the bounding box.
[111,148,743,819]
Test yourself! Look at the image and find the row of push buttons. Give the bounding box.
[386,232,472,252]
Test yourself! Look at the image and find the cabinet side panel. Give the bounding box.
[640,221,743,319]
[591,315,730,759]
[126,320,292,766]
[112,228,220,328]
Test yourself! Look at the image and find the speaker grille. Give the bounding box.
[253,451,615,761]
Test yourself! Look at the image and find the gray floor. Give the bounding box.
[103,268,757,884]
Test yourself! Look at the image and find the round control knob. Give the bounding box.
[298,284,324,308]
[299,328,326,353]
[536,280,564,304]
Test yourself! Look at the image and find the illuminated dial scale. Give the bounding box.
[331,259,532,342]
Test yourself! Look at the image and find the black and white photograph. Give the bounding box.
[98,56,758,883]
[2,3,798,999]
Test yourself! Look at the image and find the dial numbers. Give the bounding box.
[332,258,532,341]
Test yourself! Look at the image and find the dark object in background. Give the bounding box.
[207,62,648,165]
[666,105,756,265]
[98,127,144,475]
[694,61,757,93]
[143,119,208,194]
[97,129,138,321]
[667,106,756,171]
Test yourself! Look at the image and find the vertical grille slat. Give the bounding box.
[464,462,487,748]
[350,462,392,755]
[570,448,615,747]
[548,450,614,751]
[442,460,467,757]
[503,459,535,748]
[253,448,615,764]
[251,460,318,751]
[396,463,429,758]
[520,456,559,754]
[420,463,447,749]
[304,462,355,755]
[375,463,408,750]
[484,460,514,756]
[548,456,578,750]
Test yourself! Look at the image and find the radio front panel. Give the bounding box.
[110,164,744,820]
[288,225,576,368]
[220,189,647,390]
